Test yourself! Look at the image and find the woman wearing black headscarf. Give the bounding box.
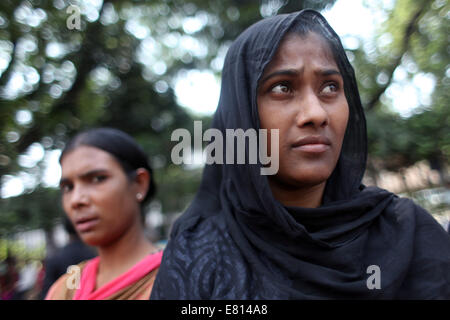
[151,10,450,299]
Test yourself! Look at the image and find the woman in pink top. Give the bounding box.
[45,128,162,300]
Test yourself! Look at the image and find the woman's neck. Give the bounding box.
[95,220,157,289]
[268,179,326,208]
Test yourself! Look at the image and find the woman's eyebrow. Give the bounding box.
[316,68,341,77]
[79,169,108,179]
[260,67,341,85]
[259,68,301,85]
[59,169,108,185]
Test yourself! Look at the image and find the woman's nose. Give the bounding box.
[294,89,329,128]
[69,184,90,209]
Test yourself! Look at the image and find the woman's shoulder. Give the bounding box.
[151,214,240,299]
[361,185,448,241]
[386,194,450,298]
[380,191,450,251]
[44,259,91,300]
[167,213,230,258]
[388,192,443,226]
[363,185,440,223]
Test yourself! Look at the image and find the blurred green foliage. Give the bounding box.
[356,0,449,174]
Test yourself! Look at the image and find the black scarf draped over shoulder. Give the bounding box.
[151,10,450,299]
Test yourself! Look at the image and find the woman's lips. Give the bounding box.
[291,135,331,153]
[294,143,330,153]
[75,217,100,232]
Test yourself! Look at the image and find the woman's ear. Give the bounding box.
[134,168,150,202]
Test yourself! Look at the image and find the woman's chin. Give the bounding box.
[79,233,103,247]
[269,172,330,190]
[290,168,332,185]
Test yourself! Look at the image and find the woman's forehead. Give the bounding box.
[262,32,338,75]
[60,146,120,175]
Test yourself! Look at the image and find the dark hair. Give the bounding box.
[62,214,78,236]
[59,127,156,204]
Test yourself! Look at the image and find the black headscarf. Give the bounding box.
[151,10,450,299]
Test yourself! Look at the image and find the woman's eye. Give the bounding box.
[60,184,72,193]
[92,175,107,183]
[270,83,291,94]
[320,83,339,95]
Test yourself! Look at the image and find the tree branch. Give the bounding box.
[366,1,429,111]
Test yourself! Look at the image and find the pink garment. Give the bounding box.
[73,250,163,300]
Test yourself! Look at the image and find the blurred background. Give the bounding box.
[0,0,448,299]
